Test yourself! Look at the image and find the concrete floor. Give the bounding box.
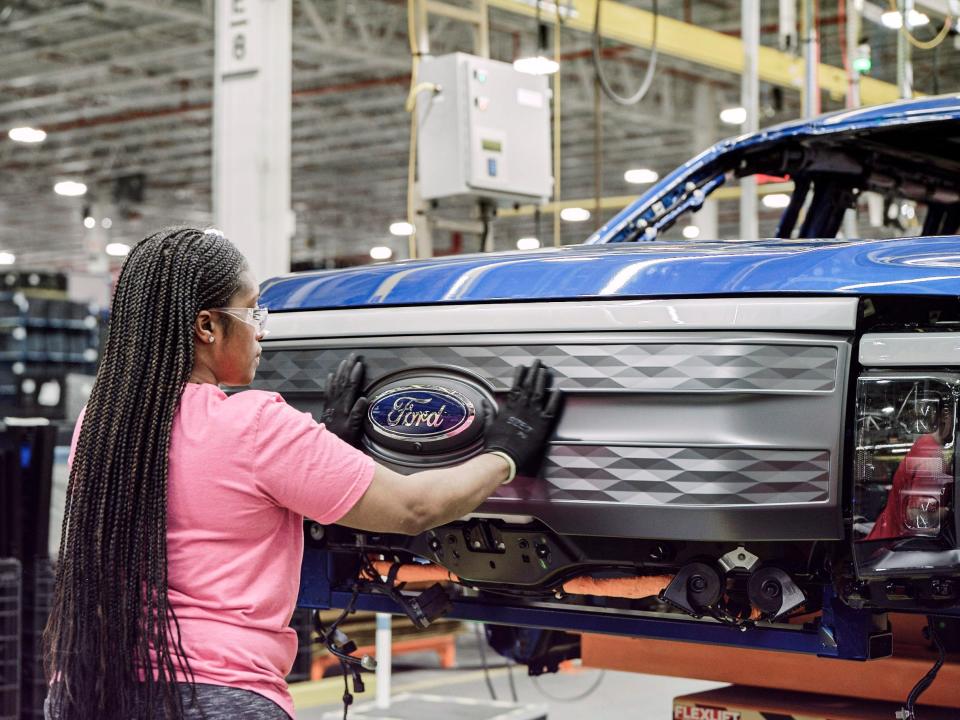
[293,627,726,720]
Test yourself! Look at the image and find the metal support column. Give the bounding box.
[692,84,718,240]
[375,613,393,708]
[897,0,913,98]
[740,0,759,241]
[213,0,292,282]
[410,0,433,260]
[801,0,820,118]
[843,0,861,239]
[846,0,861,108]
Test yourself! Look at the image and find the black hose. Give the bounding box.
[900,617,947,719]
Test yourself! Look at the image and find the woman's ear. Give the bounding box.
[194,310,215,344]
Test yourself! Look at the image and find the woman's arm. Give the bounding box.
[337,453,511,534]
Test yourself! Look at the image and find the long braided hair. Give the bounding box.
[44,227,247,719]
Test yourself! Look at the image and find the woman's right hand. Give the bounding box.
[320,353,370,448]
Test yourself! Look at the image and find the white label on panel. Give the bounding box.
[516,88,544,108]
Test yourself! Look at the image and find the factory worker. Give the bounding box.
[43,227,562,720]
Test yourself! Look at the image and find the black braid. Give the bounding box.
[43,227,247,719]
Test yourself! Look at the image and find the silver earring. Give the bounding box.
[208,336,215,343]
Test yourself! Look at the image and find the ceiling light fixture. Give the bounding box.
[101,217,113,229]
[719,106,747,125]
[389,221,415,236]
[761,193,791,209]
[83,216,96,229]
[105,242,130,257]
[624,168,659,184]
[0,252,14,265]
[8,126,46,143]
[880,9,929,29]
[513,55,559,76]
[516,237,541,250]
[54,180,87,197]
[681,225,701,239]
[370,246,393,260]
[514,17,559,76]
[560,207,590,222]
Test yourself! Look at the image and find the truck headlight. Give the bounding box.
[853,374,958,578]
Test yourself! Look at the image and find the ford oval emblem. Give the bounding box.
[368,385,476,442]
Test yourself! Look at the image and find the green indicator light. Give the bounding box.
[853,57,872,74]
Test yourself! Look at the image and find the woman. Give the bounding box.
[44,227,561,719]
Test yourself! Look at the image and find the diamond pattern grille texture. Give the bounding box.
[254,343,838,394]
[531,445,831,506]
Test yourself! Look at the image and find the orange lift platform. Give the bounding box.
[581,614,960,710]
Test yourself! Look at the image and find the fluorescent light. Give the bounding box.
[83,216,96,229]
[101,217,112,229]
[105,242,130,257]
[513,55,559,76]
[0,252,14,265]
[389,221,414,236]
[516,237,541,250]
[624,168,659,185]
[370,246,393,260]
[681,225,700,239]
[560,207,590,222]
[8,126,46,143]
[762,193,791,209]
[719,106,747,125]
[880,9,928,29]
[54,180,87,197]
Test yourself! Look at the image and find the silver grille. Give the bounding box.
[509,445,830,506]
[254,342,838,394]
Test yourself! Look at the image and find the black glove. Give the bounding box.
[320,353,370,448]
[484,360,563,477]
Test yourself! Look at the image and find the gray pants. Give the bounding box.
[44,682,291,719]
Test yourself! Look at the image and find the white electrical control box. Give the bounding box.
[416,53,552,204]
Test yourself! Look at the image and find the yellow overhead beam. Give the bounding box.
[498,182,795,218]
[488,0,904,106]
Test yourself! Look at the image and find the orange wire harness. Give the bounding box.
[363,561,674,601]
[562,575,673,600]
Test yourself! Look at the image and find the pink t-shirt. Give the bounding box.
[69,383,376,718]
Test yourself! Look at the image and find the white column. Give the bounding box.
[801,0,820,118]
[845,0,861,108]
[740,0,760,241]
[213,0,292,283]
[374,613,392,708]
[692,84,718,240]
[896,0,913,98]
[843,0,861,240]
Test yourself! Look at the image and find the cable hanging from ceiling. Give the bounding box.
[591,0,659,106]
[887,0,955,50]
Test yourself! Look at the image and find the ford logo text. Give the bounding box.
[369,385,476,441]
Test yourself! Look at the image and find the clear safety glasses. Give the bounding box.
[214,306,269,335]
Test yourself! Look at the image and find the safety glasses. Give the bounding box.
[213,306,269,335]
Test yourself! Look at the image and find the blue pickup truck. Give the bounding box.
[257,96,960,665]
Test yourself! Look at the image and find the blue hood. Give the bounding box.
[261,237,960,311]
